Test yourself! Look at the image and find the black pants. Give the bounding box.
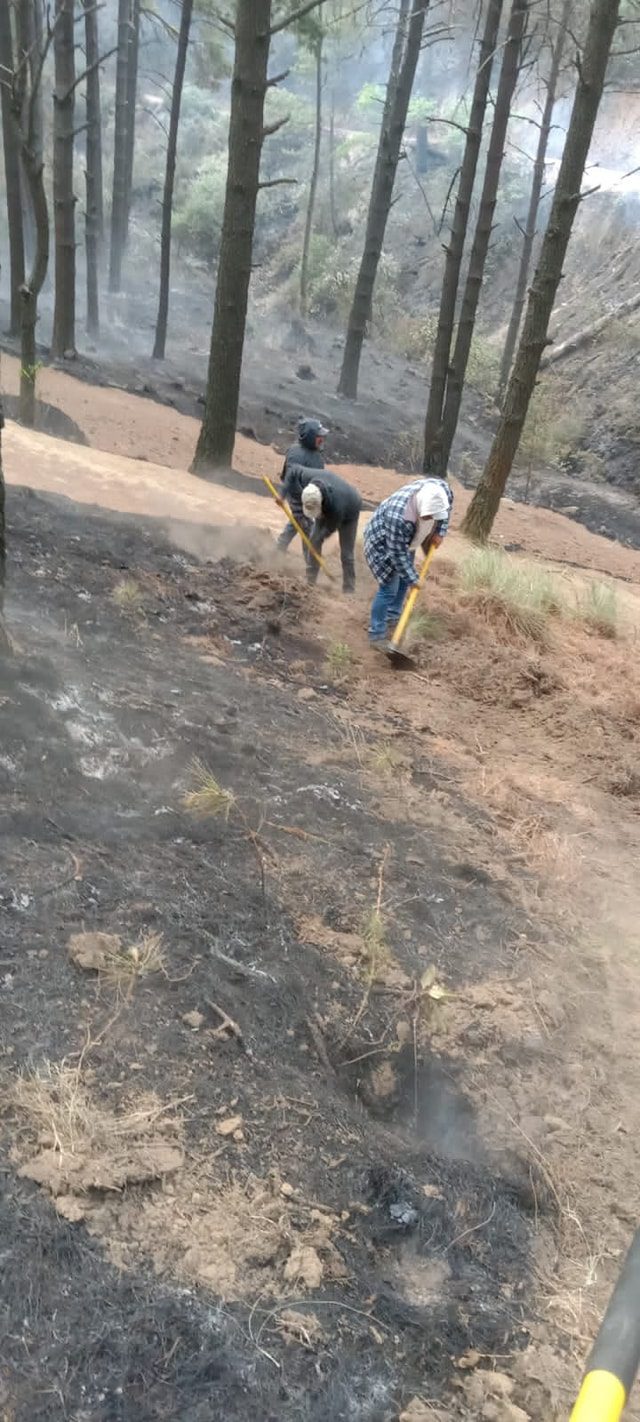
[307,516,359,594]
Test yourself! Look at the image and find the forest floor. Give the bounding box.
[2,395,640,1421]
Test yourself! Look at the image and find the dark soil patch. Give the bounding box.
[3,392,88,445]
[0,487,548,1419]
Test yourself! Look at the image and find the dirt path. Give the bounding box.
[5,377,640,587]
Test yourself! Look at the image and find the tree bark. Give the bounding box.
[422,0,503,472]
[329,89,338,237]
[300,31,323,314]
[83,0,103,337]
[153,0,193,360]
[191,0,272,472]
[51,0,76,358]
[437,0,528,473]
[0,393,5,615]
[497,0,571,400]
[109,0,139,293]
[337,0,427,400]
[123,0,139,229]
[0,0,25,335]
[11,0,49,425]
[462,0,622,543]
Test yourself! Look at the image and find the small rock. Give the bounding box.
[280,1181,295,1198]
[297,687,317,701]
[283,1244,324,1289]
[296,364,317,381]
[216,1115,243,1137]
[182,1010,205,1030]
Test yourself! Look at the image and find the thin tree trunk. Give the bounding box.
[300,31,323,314]
[0,0,25,335]
[422,0,503,473]
[109,0,138,292]
[462,0,621,543]
[83,0,103,337]
[12,0,49,425]
[51,0,76,357]
[338,0,428,400]
[329,89,338,237]
[123,0,139,229]
[191,0,271,472]
[153,0,193,360]
[437,0,528,473]
[0,412,5,615]
[497,0,571,400]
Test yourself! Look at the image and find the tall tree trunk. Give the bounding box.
[329,89,338,238]
[437,0,528,473]
[300,31,323,314]
[123,0,139,229]
[462,0,621,543]
[0,409,5,616]
[13,0,49,425]
[152,0,193,360]
[337,0,428,400]
[191,0,271,472]
[51,0,76,357]
[0,0,25,335]
[497,0,571,400]
[422,0,503,473]
[109,0,138,293]
[83,0,103,337]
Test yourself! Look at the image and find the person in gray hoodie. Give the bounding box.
[277,417,328,552]
[299,471,362,594]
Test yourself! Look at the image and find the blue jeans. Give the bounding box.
[369,574,411,641]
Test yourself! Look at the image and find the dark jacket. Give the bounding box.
[282,466,362,532]
[281,444,325,520]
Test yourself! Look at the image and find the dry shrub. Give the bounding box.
[111,579,144,614]
[182,759,235,819]
[460,548,565,642]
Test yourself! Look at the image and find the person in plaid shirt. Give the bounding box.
[364,477,453,643]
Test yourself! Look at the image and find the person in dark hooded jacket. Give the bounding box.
[293,468,362,594]
[277,417,328,552]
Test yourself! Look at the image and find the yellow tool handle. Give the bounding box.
[263,474,334,580]
[390,542,437,648]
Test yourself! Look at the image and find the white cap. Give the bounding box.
[417,481,449,522]
[302,483,323,518]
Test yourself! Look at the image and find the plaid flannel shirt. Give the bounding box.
[364,479,453,585]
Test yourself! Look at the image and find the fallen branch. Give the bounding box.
[541,288,640,368]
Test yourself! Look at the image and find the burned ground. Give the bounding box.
[0,487,561,1421]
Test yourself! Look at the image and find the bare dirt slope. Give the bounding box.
[2,419,640,1421]
[5,374,640,587]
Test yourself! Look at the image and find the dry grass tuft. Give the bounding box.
[182,759,235,820]
[578,580,619,638]
[404,609,446,647]
[10,1061,174,1157]
[111,579,144,613]
[460,548,565,641]
[368,741,406,779]
[99,931,167,988]
[325,640,354,682]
